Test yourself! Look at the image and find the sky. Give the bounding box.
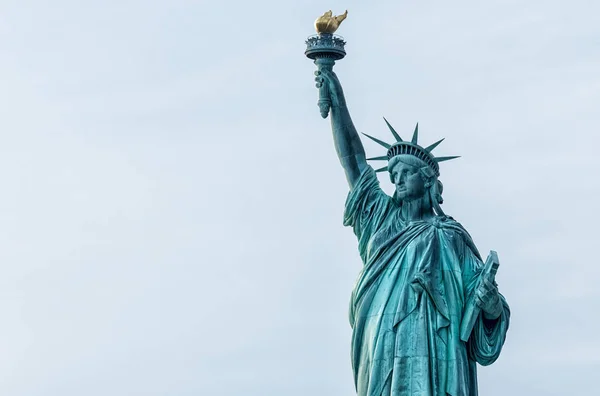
[0,0,599,395]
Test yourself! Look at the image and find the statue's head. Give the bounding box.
[363,119,458,214]
[388,155,435,202]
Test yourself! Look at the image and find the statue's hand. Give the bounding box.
[315,69,346,108]
[475,278,503,320]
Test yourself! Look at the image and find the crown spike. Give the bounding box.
[411,123,419,144]
[424,138,444,152]
[383,117,402,142]
[361,133,391,149]
[434,155,461,162]
[374,166,389,173]
[367,155,388,161]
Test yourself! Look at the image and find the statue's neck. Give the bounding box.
[399,195,434,222]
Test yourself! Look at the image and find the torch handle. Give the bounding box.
[314,58,336,119]
[318,83,331,118]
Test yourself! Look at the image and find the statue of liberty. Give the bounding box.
[307,11,510,396]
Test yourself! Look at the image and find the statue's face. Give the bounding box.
[389,160,426,201]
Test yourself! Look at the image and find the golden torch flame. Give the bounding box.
[314,10,348,34]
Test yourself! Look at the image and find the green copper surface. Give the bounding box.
[307,35,510,396]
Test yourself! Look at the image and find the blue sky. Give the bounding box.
[0,1,599,395]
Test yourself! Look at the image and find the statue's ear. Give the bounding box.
[420,166,435,188]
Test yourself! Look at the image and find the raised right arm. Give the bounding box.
[317,70,368,188]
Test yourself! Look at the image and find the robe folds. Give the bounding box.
[344,166,510,396]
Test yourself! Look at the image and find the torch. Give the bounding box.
[305,10,348,118]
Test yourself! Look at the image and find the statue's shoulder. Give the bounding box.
[431,215,482,259]
[430,215,461,229]
[431,216,473,240]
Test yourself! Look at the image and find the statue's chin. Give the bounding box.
[395,189,408,200]
[396,192,428,204]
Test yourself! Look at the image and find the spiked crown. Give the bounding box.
[363,118,459,177]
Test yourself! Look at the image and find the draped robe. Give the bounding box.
[344,166,510,396]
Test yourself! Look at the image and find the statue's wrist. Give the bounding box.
[483,300,502,320]
[330,98,348,110]
[483,311,500,320]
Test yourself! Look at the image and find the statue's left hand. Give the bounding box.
[475,279,503,319]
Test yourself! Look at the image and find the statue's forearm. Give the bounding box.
[330,104,367,187]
